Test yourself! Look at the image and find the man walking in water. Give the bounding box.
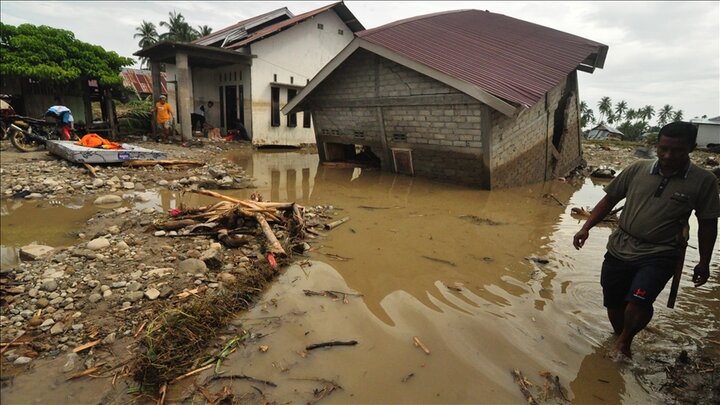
[573,121,719,358]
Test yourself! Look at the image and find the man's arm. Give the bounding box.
[573,195,622,250]
[692,218,718,287]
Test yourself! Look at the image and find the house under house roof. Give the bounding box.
[284,9,608,188]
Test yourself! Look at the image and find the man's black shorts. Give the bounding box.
[600,251,679,307]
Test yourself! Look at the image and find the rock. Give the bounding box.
[146,268,172,278]
[102,289,113,298]
[178,258,207,274]
[144,288,160,300]
[704,156,719,166]
[116,241,129,250]
[157,179,169,186]
[158,286,173,298]
[218,272,237,284]
[14,356,32,365]
[88,293,102,303]
[71,324,84,331]
[108,225,121,235]
[200,249,223,270]
[42,280,58,292]
[102,333,116,345]
[19,244,55,261]
[126,281,142,292]
[154,231,167,237]
[87,238,110,251]
[111,281,127,289]
[36,298,49,308]
[50,322,65,335]
[127,291,144,302]
[93,194,122,205]
[92,179,105,187]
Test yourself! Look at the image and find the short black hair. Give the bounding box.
[658,121,697,146]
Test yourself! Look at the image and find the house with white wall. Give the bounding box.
[690,116,720,149]
[135,2,364,146]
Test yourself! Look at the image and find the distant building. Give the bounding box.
[690,116,720,148]
[120,68,168,100]
[586,123,624,140]
[283,9,608,189]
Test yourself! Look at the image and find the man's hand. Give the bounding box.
[692,263,710,287]
[573,228,589,250]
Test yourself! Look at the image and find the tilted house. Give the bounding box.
[690,116,720,149]
[283,10,608,188]
[135,2,364,145]
[586,123,624,140]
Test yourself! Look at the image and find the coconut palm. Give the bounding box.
[160,11,198,42]
[614,100,627,122]
[134,20,158,68]
[657,104,674,126]
[197,25,213,37]
[625,108,636,121]
[672,110,683,122]
[639,105,655,122]
[579,101,595,129]
[597,97,612,123]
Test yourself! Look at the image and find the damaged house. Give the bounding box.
[134,2,364,145]
[283,10,608,188]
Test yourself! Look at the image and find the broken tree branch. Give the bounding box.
[305,340,358,351]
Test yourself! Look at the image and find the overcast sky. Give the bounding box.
[2,1,718,122]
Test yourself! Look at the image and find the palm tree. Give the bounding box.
[614,100,627,122]
[159,11,198,42]
[134,20,158,68]
[597,97,612,123]
[579,101,595,129]
[639,105,655,122]
[625,108,636,122]
[657,104,674,126]
[197,25,213,37]
[672,110,684,122]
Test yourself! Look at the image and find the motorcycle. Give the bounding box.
[6,115,77,152]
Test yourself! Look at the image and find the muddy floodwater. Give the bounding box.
[2,148,718,404]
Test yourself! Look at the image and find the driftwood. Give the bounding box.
[256,214,286,257]
[511,369,539,405]
[324,216,350,230]
[413,336,431,355]
[305,340,358,351]
[83,163,97,177]
[155,219,198,231]
[123,159,204,167]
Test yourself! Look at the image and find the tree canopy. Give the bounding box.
[0,23,134,86]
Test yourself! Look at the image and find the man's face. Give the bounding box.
[656,135,694,172]
[160,98,166,104]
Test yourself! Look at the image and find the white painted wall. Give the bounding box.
[249,11,354,146]
[697,124,720,148]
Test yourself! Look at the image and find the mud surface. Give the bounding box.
[1,139,718,404]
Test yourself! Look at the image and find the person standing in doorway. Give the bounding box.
[154,95,174,142]
[573,121,719,358]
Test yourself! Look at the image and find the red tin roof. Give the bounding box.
[121,68,168,95]
[358,10,607,107]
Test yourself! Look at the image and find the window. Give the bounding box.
[290,76,294,84]
[338,29,344,35]
[393,133,407,142]
[271,87,280,127]
[303,110,311,128]
[317,23,324,30]
[273,73,277,82]
[287,89,297,127]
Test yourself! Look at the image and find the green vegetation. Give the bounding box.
[0,23,133,86]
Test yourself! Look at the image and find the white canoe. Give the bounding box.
[46,140,167,164]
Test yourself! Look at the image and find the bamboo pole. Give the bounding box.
[324,217,350,230]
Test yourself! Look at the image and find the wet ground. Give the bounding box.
[1,146,718,404]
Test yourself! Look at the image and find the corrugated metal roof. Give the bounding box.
[227,2,365,49]
[358,10,607,108]
[121,68,168,95]
[192,7,293,46]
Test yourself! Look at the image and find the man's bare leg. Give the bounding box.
[614,301,653,358]
[607,304,626,335]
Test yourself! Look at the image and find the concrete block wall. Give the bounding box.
[311,49,486,185]
[489,79,569,188]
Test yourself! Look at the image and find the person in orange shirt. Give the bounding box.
[154,95,174,143]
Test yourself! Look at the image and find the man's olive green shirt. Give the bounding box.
[604,159,720,261]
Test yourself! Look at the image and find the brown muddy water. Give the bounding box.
[1,149,718,404]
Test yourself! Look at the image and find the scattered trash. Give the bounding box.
[324,216,350,230]
[413,336,431,355]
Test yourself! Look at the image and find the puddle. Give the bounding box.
[2,149,717,403]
